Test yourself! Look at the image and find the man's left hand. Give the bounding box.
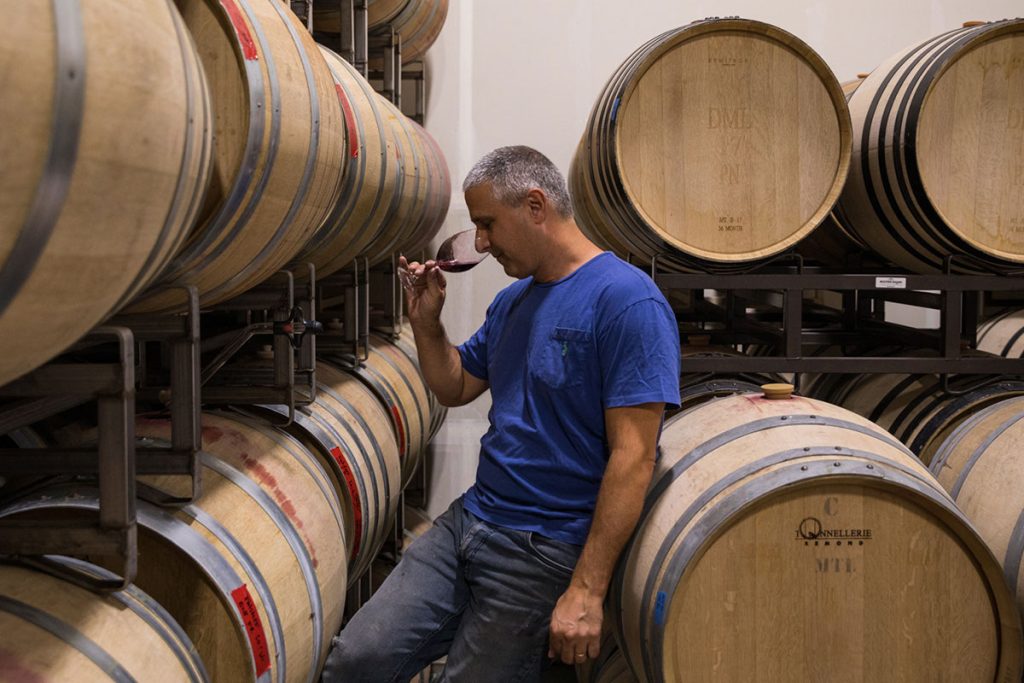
[547,584,603,665]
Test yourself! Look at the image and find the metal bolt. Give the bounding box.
[833,462,841,467]
[867,464,874,469]
[800,465,808,471]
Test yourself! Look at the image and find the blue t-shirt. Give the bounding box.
[457,252,680,545]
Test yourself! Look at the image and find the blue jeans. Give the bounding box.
[321,497,583,682]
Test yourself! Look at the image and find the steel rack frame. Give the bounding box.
[0,325,139,591]
[655,255,1024,378]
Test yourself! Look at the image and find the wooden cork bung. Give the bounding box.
[761,383,794,399]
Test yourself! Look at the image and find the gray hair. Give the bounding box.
[462,146,574,219]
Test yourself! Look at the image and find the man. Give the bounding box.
[321,146,680,682]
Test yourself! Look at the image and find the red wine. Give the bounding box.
[436,259,475,273]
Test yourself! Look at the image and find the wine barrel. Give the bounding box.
[811,363,1024,464]
[363,96,430,264]
[0,0,212,386]
[797,76,874,268]
[392,321,447,442]
[837,19,1024,274]
[613,389,1022,681]
[4,410,349,681]
[325,333,430,489]
[0,558,206,682]
[314,0,449,65]
[127,0,347,313]
[570,18,851,272]
[978,309,1024,358]
[296,46,401,277]
[258,361,401,583]
[930,395,1024,616]
[136,411,349,679]
[392,117,451,260]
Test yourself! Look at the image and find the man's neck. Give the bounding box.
[532,221,604,283]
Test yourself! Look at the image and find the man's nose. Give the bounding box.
[475,230,489,253]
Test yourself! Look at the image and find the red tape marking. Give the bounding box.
[230,584,271,676]
[390,405,407,458]
[331,446,363,561]
[335,85,360,158]
[220,0,259,61]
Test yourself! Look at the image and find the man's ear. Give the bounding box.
[525,188,547,223]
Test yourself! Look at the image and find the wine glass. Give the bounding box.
[399,229,489,288]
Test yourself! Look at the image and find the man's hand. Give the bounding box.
[547,584,603,665]
[398,255,446,326]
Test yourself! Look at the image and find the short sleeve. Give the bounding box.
[598,298,681,409]
[458,317,490,380]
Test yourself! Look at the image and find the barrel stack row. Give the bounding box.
[571,17,1024,275]
[0,320,442,682]
[0,0,451,388]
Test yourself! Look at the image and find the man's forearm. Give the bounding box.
[409,319,468,407]
[570,445,655,598]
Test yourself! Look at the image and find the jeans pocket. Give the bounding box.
[525,532,580,576]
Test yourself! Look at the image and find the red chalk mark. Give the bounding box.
[0,647,46,683]
[235,451,320,569]
[202,425,224,443]
[390,405,406,458]
[231,585,271,676]
[335,85,359,158]
[330,446,362,562]
[220,0,259,61]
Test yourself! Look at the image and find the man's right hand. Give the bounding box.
[399,255,447,327]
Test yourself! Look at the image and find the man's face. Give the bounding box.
[465,183,534,279]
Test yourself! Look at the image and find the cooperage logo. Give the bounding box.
[795,517,872,546]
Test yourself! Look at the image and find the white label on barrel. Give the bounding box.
[875,277,906,289]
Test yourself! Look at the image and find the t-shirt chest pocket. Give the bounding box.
[531,326,594,389]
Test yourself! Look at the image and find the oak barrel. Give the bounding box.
[613,390,1022,681]
[258,361,401,583]
[0,558,206,681]
[837,19,1024,273]
[930,396,1024,618]
[392,320,447,442]
[296,47,400,277]
[808,364,1024,465]
[0,0,212,385]
[4,410,348,682]
[570,18,851,272]
[978,309,1024,358]
[325,333,431,489]
[127,0,347,313]
[314,0,449,65]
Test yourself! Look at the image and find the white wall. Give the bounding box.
[416,0,1022,516]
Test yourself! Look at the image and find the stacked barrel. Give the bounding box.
[571,18,1024,275]
[571,17,1024,682]
[312,0,449,67]
[0,326,440,681]
[0,0,450,680]
[570,18,853,273]
[608,386,1022,681]
[0,0,450,380]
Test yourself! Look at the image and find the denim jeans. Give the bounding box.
[321,497,583,682]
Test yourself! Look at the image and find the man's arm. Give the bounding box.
[400,256,488,407]
[410,314,489,407]
[547,402,664,664]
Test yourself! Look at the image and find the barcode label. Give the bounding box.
[875,277,906,289]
